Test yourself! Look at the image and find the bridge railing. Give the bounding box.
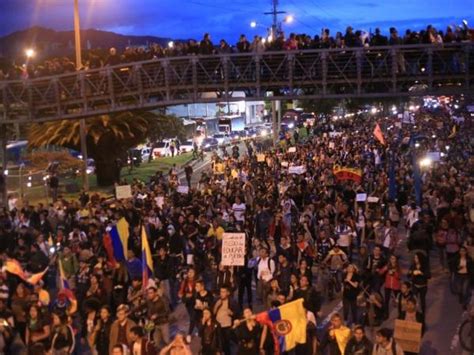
[0,42,472,123]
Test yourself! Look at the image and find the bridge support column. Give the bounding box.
[0,128,7,208]
[272,100,281,148]
[80,119,89,191]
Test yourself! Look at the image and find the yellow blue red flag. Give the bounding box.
[256,298,307,353]
[110,217,130,261]
[141,226,154,289]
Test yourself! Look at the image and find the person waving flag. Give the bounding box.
[374,123,386,145]
[141,225,154,290]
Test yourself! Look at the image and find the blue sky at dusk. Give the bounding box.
[1,0,473,40]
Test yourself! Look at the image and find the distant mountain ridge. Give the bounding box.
[0,26,177,59]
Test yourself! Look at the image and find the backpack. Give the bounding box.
[375,338,398,355]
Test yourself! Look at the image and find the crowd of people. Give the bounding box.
[0,100,472,355]
[1,22,472,81]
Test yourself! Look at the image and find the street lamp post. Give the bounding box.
[73,0,89,191]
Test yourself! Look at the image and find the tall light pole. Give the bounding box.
[73,0,89,191]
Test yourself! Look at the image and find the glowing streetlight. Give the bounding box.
[419,157,432,168]
[25,48,35,58]
[168,41,174,49]
[285,15,294,24]
[250,21,257,28]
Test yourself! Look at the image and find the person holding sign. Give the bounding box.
[398,297,425,335]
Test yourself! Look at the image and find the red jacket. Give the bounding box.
[382,265,401,290]
[269,220,289,240]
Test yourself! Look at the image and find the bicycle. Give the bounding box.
[459,316,473,353]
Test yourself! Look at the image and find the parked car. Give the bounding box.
[201,137,219,151]
[180,140,194,153]
[152,141,170,158]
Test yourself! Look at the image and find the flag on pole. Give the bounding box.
[4,259,48,285]
[103,231,118,268]
[448,124,457,139]
[255,298,307,354]
[373,123,386,145]
[141,226,154,290]
[58,259,75,300]
[109,218,130,261]
[26,268,49,285]
[4,259,26,279]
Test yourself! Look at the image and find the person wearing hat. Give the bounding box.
[109,304,137,354]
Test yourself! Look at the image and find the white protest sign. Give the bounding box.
[177,185,189,194]
[426,152,441,162]
[288,147,297,153]
[288,165,306,175]
[368,196,380,203]
[115,185,132,199]
[281,161,289,168]
[356,193,367,202]
[221,233,246,266]
[329,142,335,149]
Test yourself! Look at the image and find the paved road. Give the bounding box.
[168,144,471,354]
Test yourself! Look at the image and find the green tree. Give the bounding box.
[27,111,173,186]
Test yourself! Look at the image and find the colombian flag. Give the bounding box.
[4,259,26,279]
[333,165,363,184]
[58,259,75,300]
[4,259,48,285]
[26,268,49,285]
[256,298,307,354]
[373,123,386,145]
[110,218,130,261]
[141,226,154,290]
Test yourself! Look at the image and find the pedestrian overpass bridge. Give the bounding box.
[0,43,473,124]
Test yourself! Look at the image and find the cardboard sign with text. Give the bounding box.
[257,154,266,162]
[394,319,422,353]
[115,185,132,199]
[221,233,246,266]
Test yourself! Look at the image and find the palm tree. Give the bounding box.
[28,111,181,186]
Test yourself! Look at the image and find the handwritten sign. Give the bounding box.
[257,154,266,162]
[288,166,306,175]
[367,196,380,203]
[115,185,132,199]
[177,185,189,194]
[394,319,422,353]
[288,147,297,153]
[221,233,246,266]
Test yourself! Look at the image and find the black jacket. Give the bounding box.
[344,336,373,355]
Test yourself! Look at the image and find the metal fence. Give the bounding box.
[1,43,473,123]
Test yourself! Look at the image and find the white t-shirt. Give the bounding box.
[257,257,275,282]
[232,203,246,222]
